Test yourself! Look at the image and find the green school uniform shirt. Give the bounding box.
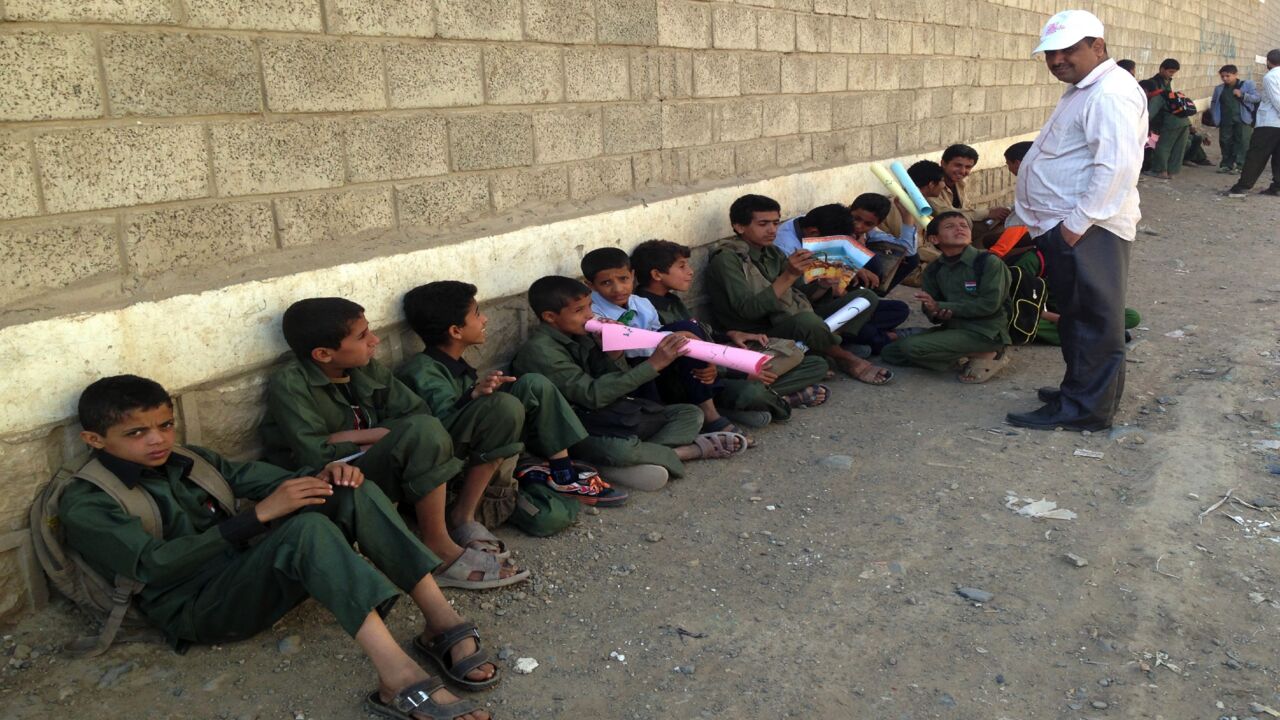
[922,245,1012,344]
[1148,76,1191,130]
[509,323,658,410]
[59,447,298,638]
[260,357,427,470]
[395,348,478,428]
[705,241,811,333]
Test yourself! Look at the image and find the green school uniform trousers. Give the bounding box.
[704,240,880,353]
[59,447,439,644]
[396,348,588,462]
[1149,77,1191,174]
[510,324,702,477]
[1217,83,1253,169]
[882,246,1010,371]
[261,358,463,505]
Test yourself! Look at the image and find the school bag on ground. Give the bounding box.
[507,471,581,537]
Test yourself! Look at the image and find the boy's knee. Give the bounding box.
[511,372,556,399]
[274,511,344,545]
[476,391,525,420]
[397,414,452,449]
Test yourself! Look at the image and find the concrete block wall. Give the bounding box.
[0,0,1275,617]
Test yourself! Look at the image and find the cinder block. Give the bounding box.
[860,20,888,53]
[36,125,207,213]
[184,0,322,32]
[3,0,174,23]
[896,120,921,153]
[602,104,662,154]
[0,140,38,220]
[712,5,757,49]
[125,201,275,277]
[534,108,602,164]
[830,17,861,53]
[661,102,713,148]
[485,46,563,105]
[325,0,436,37]
[449,112,533,171]
[716,100,762,142]
[756,10,795,52]
[490,166,568,211]
[631,151,664,189]
[261,38,384,113]
[0,31,101,121]
[397,175,490,226]
[871,123,897,157]
[526,0,596,43]
[693,53,740,98]
[103,31,260,117]
[848,0,872,18]
[211,119,343,196]
[345,114,447,183]
[839,127,871,158]
[898,61,924,94]
[387,43,483,109]
[797,95,832,132]
[780,54,817,94]
[0,550,27,617]
[568,157,633,201]
[911,24,934,54]
[565,48,630,102]
[885,22,912,52]
[814,0,847,14]
[437,0,522,40]
[873,59,899,90]
[688,145,735,181]
[180,372,270,461]
[811,131,843,165]
[776,135,811,167]
[657,50,694,98]
[816,55,847,92]
[0,433,56,530]
[761,96,799,137]
[740,54,781,95]
[657,0,710,49]
[795,14,831,52]
[734,139,777,174]
[831,93,867,130]
[273,187,395,248]
[597,0,659,46]
[0,218,118,307]
[773,0,815,11]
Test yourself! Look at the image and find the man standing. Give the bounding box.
[1007,10,1146,432]
[1225,50,1280,198]
[1142,58,1191,179]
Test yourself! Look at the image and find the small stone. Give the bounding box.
[583,506,600,516]
[1065,553,1089,568]
[497,646,514,661]
[956,587,993,603]
[1091,700,1109,709]
[479,601,495,611]
[738,532,750,539]
[1156,396,1177,405]
[12,644,31,659]
[938,693,957,707]
[674,664,695,675]
[645,531,663,543]
[277,635,302,655]
[817,455,854,470]
[97,661,136,688]
[1098,678,1111,687]
[995,674,1005,684]
[1225,658,1242,670]
[513,657,539,674]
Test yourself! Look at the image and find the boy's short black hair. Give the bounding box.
[1159,58,1180,70]
[78,375,172,435]
[1117,59,1136,73]
[907,160,945,188]
[1219,64,1238,74]
[925,211,970,238]
[282,297,365,361]
[941,144,979,163]
[1004,141,1034,163]
[729,194,781,227]
[403,281,477,347]
[848,194,891,223]
[580,247,631,284]
[630,240,691,285]
[528,276,591,317]
[797,203,854,236]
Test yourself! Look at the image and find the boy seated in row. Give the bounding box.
[62,375,497,720]
[396,280,625,508]
[261,298,527,591]
[511,276,744,492]
[705,194,894,385]
[939,144,1011,247]
[582,247,762,442]
[768,196,918,294]
[630,239,833,413]
[882,212,1013,384]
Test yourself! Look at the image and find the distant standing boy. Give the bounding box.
[1211,64,1261,174]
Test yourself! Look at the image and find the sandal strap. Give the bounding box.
[447,646,495,681]
[425,621,481,658]
[390,678,446,713]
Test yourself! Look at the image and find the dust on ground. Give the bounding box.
[2,159,1278,720]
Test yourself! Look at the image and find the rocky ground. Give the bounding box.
[1,157,1278,720]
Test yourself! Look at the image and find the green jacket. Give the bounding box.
[509,323,658,410]
[705,239,812,333]
[922,246,1011,343]
[261,357,427,470]
[60,446,299,637]
[395,349,477,427]
[1146,75,1191,130]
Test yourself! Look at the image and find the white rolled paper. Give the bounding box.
[824,296,871,332]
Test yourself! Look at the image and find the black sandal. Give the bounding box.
[413,622,500,691]
[365,677,484,720]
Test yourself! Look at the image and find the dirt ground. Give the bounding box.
[2,154,1278,720]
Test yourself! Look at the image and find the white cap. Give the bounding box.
[1032,10,1105,55]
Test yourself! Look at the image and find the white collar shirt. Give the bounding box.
[1015,59,1148,241]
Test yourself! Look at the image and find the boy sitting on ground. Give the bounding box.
[397,280,624,509]
[630,239,833,415]
[939,144,1011,247]
[511,276,745,491]
[882,212,1013,384]
[704,194,893,385]
[62,375,497,720]
[261,297,527,591]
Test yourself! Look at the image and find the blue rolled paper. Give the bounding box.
[889,161,933,219]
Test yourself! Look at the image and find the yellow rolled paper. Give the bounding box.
[870,162,931,225]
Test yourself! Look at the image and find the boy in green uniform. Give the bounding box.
[1143,58,1191,179]
[631,239,832,412]
[261,297,527,590]
[704,194,894,385]
[1211,64,1260,173]
[510,276,741,491]
[61,375,497,720]
[396,281,625,508]
[882,212,1013,384]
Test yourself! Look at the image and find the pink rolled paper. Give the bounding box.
[585,319,771,376]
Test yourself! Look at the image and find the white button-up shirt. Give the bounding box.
[1257,65,1280,129]
[1015,59,1148,241]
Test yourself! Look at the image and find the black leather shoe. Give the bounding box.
[1036,387,1060,403]
[1007,405,1111,432]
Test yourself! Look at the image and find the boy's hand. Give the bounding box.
[690,363,717,384]
[914,291,940,318]
[472,370,517,399]
[318,462,364,488]
[327,428,390,448]
[1233,87,1243,98]
[674,330,699,340]
[751,367,779,385]
[784,250,817,279]
[254,477,334,523]
[726,330,768,348]
[988,206,1012,222]
[647,333,689,371]
[892,198,916,227]
[854,267,880,288]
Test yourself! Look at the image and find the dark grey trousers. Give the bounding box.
[1232,126,1280,192]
